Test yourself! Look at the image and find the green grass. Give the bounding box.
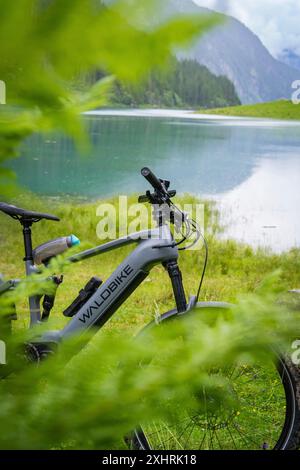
[197,100,300,120]
[1,194,300,450]
[1,193,299,336]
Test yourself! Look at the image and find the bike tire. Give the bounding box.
[129,305,300,450]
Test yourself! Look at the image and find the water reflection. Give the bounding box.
[216,156,300,251]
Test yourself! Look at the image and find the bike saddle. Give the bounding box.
[0,202,60,223]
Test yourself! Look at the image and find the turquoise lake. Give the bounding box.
[12,109,300,252]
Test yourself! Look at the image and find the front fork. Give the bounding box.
[164,260,187,313]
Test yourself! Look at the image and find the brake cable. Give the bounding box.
[178,215,209,302]
[195,223,209,302]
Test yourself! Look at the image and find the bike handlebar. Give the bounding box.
[141,167,166,193]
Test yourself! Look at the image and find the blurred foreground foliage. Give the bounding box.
[0,272,299,449]
[0,0,221,196]
[0,0,299,451]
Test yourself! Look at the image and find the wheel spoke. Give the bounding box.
[133,359,290,450]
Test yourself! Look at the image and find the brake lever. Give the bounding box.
[138,189,176,205]
[138,194,150,203]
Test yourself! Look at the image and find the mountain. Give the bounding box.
[164,0,299,104]
[278,49,300,71]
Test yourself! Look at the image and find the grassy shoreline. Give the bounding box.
[1,194,299,334]
[197,100,300,120]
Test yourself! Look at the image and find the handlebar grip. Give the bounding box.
[141,167,165,192]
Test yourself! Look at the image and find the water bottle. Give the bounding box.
[33,234,80,265]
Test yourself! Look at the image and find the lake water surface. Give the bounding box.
[13,109,300,252]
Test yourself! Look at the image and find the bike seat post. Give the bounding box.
[21,219,41,325]
[22,219,34,274]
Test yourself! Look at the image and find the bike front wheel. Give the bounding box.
[130,307,300,451]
